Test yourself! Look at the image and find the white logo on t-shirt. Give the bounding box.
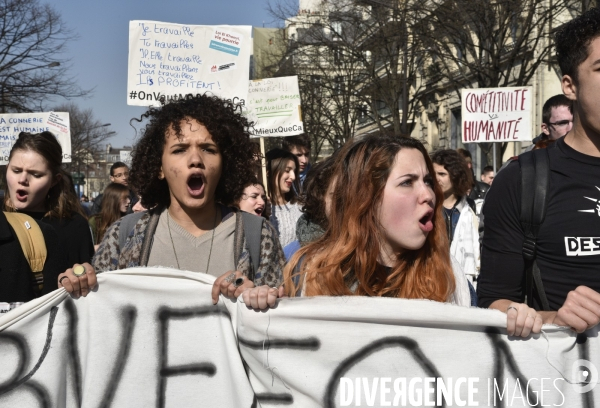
[578,186,600,217]
[565,237,600,256]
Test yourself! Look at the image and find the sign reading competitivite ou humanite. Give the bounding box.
[0,112,71,165]
[128,21,251,107]
[246,76,304,137]
[461,87,533,143]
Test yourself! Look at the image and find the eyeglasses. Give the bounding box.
[113,172,129,178]
[547,120,572,128]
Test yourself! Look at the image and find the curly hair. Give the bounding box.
[234,180,271,220]
[430,149,473,198]
[555,7,600,84]
[129,94,259,208]
[285,135,455,302]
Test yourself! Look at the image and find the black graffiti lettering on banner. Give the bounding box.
[255,393,294,405]
[323,336,443,408]
[65,300,140,408]
[65,299,83,406]
[485,327,542,407]
[238,336,320,350]
[0,306,57,404]
[99,306,138,408]
[157,305,232,408]
[577,333,595,408]
[238,335,320,405]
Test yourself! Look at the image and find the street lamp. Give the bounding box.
[80,126,115,196]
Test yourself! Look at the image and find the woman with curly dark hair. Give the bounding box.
[60,94,285,301]
[430,149,479,286]
[234,181,269,219]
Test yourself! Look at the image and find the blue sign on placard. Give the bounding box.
[209,40,240,56]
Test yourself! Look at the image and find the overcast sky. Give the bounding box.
[52,0,280,148]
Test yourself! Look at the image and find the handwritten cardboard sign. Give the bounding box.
[246,76,304,137]
[0,112,71,164]
[461,87,533,143]
[128,21,251,107]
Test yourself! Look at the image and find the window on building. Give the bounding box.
[334,75,345,95]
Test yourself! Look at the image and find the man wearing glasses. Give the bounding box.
[91,162,138,215]
[538,94,574,141]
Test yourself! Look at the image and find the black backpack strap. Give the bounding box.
[240,211,264,280]
[519,149,551,310]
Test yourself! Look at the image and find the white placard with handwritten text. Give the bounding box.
[461,87,533,143]
[0,112,71,165]
[128,21,251,107]
[247,76,304,137]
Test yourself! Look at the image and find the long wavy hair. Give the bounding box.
[266,148,300,205]
[91,183,129,243]
[4,131,86,219]
[284,134,455,301]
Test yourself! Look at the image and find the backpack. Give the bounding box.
[4,212,47,295]
[518,148,551,310]
[118,210,264,275]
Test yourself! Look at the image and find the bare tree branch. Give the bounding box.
[0,0,91,113]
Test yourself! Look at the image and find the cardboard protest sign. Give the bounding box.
[128,21,251,107]
[246,76,304,137]
[1,268,597,407]
[461,87,533,143]
[0,112,71,165]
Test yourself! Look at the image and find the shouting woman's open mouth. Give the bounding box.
[187,173,205,197]
[15,189,28,202]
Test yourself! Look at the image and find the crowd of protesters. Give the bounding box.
[1,8,600,341]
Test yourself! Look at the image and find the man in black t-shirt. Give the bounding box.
[477,8,600,337]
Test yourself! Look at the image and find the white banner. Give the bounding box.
[0,112,71,165]
[461,87,533,143]
[0,268,597,407]
[127,21,252,107]
[247,76,304,137]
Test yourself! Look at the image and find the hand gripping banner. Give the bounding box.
[0,268,597,407]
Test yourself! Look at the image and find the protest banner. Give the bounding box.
[0,112,71,165]
[127,21,252,107]
[246,76,304,138]
[461,87,533,144]
[1,268,597,407]
[0,269,254,407]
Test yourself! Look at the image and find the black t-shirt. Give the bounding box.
[477,138,600,310]
[24,212,95,266]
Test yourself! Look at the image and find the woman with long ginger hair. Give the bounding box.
[243,134,471,308]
